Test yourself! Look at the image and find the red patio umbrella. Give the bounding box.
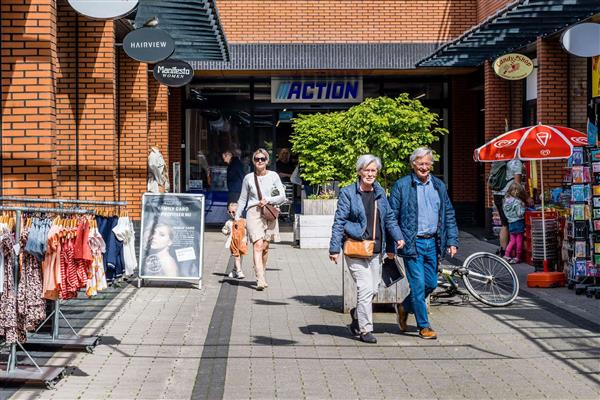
[474,124,588,275]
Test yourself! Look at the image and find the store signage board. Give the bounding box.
[593,56,600,98]
[153,59,194,87]
[561,23,600,58]
[138,193,204,287]
[67,0,138,20]
[123,28,175,63]
[272,78,363,103]
[493,53,534,80]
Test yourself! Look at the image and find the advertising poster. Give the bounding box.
[139,193,204,281]
[593,56,600,98]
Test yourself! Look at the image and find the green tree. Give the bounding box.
[291,94,447,191]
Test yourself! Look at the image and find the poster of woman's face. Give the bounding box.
[139,194,205,280]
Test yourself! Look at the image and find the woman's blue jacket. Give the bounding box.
[329,181,403,254]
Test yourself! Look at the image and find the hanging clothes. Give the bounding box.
[113,216,137,276]
[18,230,46,331]
[86,224,107,297]
[73,218,93,291]
[97,215,124,281]
[42,220,62,300]
[0,232,23,344]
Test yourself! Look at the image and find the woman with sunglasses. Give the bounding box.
[235,148,286,290]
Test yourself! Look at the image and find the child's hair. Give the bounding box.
[506,182,527,204]
[227,202,238,211]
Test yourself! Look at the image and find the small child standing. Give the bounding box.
[222,202,248,278]
[502,182,527,264]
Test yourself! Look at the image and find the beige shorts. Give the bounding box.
[246,205,280,243]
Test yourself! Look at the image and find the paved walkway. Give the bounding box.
[3,231,600,400]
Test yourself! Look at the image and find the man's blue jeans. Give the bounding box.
[402,237,438,328]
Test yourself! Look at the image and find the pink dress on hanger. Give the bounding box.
[86,225,107,297]
[42,223,62,300]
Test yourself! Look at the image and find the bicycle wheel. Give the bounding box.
[461,252,519,306]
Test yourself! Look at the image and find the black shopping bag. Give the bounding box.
[382,256,404,288]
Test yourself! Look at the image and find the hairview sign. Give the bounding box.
[67,0,138,20]
[271,78,363,103]
[153,59,194,87]
[493,53,534,81]
[123,28,175,64]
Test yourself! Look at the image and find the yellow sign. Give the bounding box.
[593,56,600,98]
[493,53,534,80]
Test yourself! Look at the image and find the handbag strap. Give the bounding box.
[253,173,264,201]
[372,199,377,241]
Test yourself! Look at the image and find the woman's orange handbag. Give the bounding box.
[343,200,377,258]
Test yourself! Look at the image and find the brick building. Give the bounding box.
[2,0,599,227]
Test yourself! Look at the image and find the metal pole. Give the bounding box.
[7,209,21,372]
[540,159,548,272]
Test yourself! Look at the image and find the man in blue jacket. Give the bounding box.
[388,147,459,339]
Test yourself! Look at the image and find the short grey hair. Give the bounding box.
[410,147,433,164]
[252,148,270,162]
[355,154,382,174]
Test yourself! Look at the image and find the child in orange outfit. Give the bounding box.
[222,202,248,278]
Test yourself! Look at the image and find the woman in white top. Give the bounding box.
[236,148,286,290]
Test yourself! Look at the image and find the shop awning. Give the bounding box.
[187,43,438,71]
[417,0,600,68]
[134,0,229,62]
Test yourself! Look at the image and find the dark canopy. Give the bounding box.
[418,0,600,68]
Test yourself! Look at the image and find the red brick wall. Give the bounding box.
[477,0,514,23]
[536,37,569,190]
[118,51,148,219]
[55,5,117,201]
[1,0,58,197]
[215,0,477,43]
[450,75,478,203]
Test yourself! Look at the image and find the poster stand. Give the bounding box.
[137,193,204,289]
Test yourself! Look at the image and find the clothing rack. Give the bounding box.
[0,197,127,356]
[0,205,91,388]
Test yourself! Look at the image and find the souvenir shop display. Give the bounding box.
[0,197,133,387]
[563,145,600,297]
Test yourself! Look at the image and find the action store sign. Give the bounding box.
[67,0,138,20]
[139,193,205,284]
[493,53,534,80]
[272,78,363,103]
[153,59,194,87]
[123,28,175,64]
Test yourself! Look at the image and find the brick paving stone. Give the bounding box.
[5,231,600,400]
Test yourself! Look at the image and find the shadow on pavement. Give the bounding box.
[291,295,342,312]
[252,336,298,346]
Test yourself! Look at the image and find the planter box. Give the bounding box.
[297,199,338,249]
[298,215,334,248]
[302,199,338,215]
[342,259,404,313]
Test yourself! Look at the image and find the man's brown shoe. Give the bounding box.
[394,304,408,332]
[419,327,437,340]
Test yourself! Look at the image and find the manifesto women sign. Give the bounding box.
[139,193,205,286]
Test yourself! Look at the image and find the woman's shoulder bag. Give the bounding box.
[343,199,377,258]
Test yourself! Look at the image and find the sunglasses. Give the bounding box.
[228,211,236,215]
[254,157,267,162]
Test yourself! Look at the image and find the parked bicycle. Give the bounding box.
[432,252,519,307]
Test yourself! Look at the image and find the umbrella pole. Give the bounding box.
[540,159,548,272]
